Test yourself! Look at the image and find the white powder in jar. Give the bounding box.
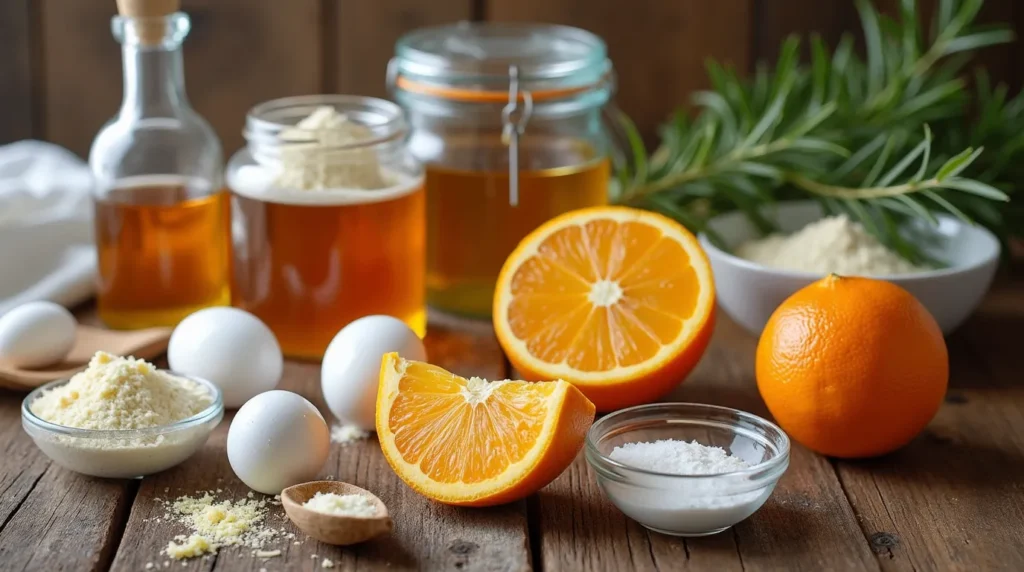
[735,215,925,276]
[604,439,772,535]
[276,106,387,191]
[302,492,377,517]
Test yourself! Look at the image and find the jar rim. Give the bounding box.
[244,95,408,151]
[393,22,611,96]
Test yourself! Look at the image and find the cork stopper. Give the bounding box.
[116,0,180,45]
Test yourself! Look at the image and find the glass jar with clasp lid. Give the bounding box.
[390,23,615,318]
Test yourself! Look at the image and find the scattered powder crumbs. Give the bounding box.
[302,492,377,517]
[330,424,369,445]
[735,215,925,276]
[322,558,335,568]
[145,563,154,570]
[29,352,212,430]
[256,549,281,558]
[161,492,287,560]
[608,439,750,475]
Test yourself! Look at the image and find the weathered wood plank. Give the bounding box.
[532,316,880,571]
[0,0,35,143]
[109,317,530,571]
[488,0,753,141]
[331,0,474,97]
[40,0,322,157]
[0,390,135,571]
[831,276,1024,572]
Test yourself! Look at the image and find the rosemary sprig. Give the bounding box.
[615,0,1016,264]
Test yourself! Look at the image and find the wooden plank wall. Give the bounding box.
[1,0,1022,155]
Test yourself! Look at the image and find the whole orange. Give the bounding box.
[755,274,948,458]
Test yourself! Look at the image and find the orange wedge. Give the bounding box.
[493,206,716,412]
[376,352,595,506]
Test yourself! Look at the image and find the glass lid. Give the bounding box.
[394,22,609,88]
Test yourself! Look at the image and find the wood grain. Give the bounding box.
[0,390,135,571]
[331,0,474,98]
[531,317,880,571]
[0,0,35,142]
[488,0,754,141]
[831,279,1024,572]
[109,316,531,571]
[40,0,322,157]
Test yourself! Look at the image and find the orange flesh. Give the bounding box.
[506,219,700,372]
[388,360,556,484]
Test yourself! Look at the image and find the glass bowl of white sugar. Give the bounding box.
[585,403,790,537]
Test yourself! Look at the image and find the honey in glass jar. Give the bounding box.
[89,6,228,329]
[227,96,425,359]
[392,23,615,318]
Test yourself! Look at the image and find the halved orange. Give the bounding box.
[493,206,715,412]
[376,353,595,506]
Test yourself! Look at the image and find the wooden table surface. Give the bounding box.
[2,272,1024,572]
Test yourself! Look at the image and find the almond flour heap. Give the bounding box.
[163,493,278,559]
[30,352,212,430]
[276,106,387,191]
[736,215,925,276]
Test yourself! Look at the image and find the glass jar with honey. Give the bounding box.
[391,23,615,318]
[89,5,229,330]
[227,95,426,360]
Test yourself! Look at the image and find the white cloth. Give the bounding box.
[0,141,96,315]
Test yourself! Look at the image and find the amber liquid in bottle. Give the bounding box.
[230,180,426,359]
[425,136,609,318]
[95,176,231,329]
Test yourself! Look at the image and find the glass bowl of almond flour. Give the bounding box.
[22,359,223,478]
[586,403,790,537]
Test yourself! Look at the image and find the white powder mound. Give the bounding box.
[609,439,750,475]
[276,106,387,191]
[330,424,369,445]
[302,492,377,517]
[735,215,925,276]
[30,352,212,430]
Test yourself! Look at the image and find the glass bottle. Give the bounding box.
[391,23,616,318]
[89,9,229,329]
[227,95,426,359]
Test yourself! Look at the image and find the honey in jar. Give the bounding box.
[227,96,426,359]
[89,7,229,328]
[393,23,616,317]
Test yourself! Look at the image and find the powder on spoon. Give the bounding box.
[302,492,377,517]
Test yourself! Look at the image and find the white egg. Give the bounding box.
[168,307,282,408]
[321,315,426,431]
[227,390,330,494]
[0,302,76,368]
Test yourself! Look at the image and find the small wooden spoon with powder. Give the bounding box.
[0,325,171,390]
[282,481,392,545]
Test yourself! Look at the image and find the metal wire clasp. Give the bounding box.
[501,65,533,207]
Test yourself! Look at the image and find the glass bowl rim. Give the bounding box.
[21,370,224,439]
[586,402,791,479]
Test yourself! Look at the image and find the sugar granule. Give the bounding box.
[330,424,369,445]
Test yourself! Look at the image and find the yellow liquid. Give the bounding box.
[425,140,609,317]
[231,182,426,360]
[94,180,231,329]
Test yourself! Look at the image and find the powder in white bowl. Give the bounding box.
[302,492,377,517]
[735,215,925,276]
[603,439,773,535]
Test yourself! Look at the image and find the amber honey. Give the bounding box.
[230,179,426,359]
[424,138,609,317]
[94,178,231,329]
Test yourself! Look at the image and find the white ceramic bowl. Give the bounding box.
[698,201,1000,335]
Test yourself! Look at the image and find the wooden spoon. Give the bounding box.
[281,481,392,546]
[0,325,171,391]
